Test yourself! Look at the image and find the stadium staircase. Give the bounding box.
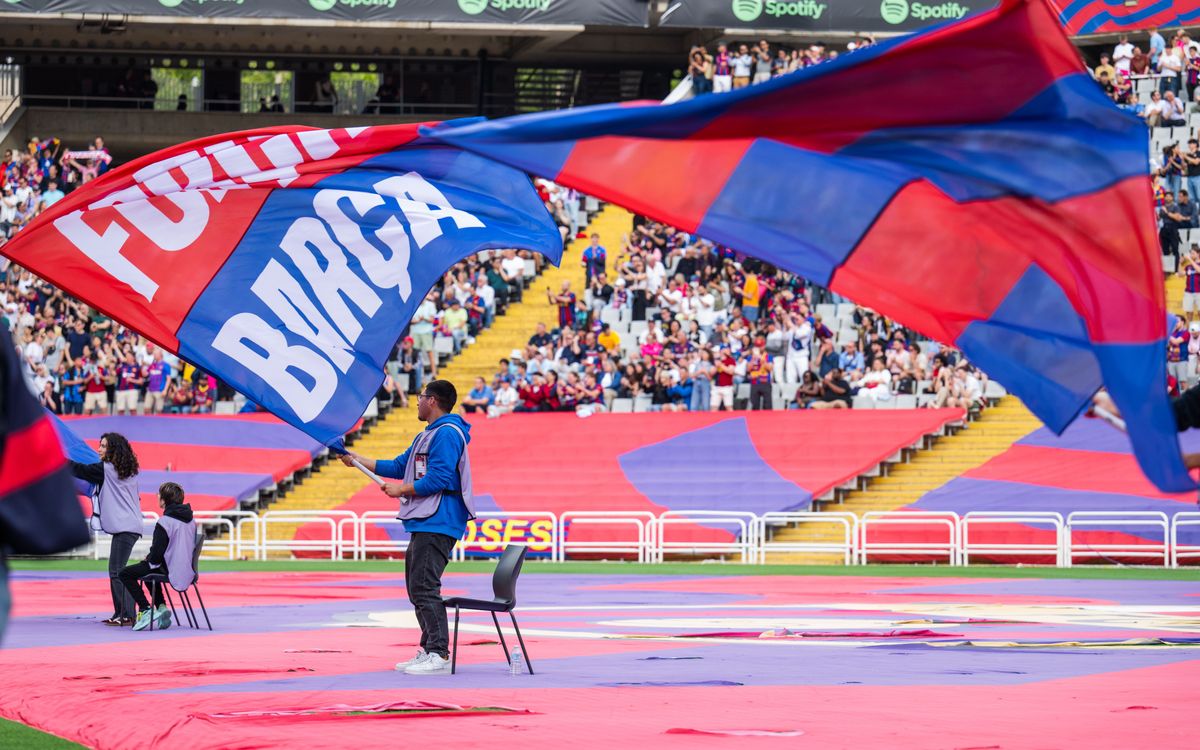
[1167,271,1184,314]
[249,205,633,555]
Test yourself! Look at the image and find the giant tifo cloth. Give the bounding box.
[299,410,963,555]
[0,125,562,445]
[3,568,1200,748]
[62,413,329,513]
[1049,0,1200,35]
[426,0,1186,493]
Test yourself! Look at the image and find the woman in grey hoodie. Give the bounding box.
[70,433,141,626]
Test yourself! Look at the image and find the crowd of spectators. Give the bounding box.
[1,265,224,417]
[1095,28,1200,118]
[2,136,231,417]
[1,136,113,240]
[1091,29,1200,396]
[0,136,199,417]
[686,36,876,94]
[470,218,990,417]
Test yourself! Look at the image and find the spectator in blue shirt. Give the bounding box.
[461,377,494,414]
[1150,28,1165,69]
[528,322,554,350]
[838,341,865,378]
[581,233,607,282]
[1179,189,1199,228]
[39,181,65,210]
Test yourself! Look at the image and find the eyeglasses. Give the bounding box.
[418,393,435,401]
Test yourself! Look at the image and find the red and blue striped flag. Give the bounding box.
[0,340,89,556]
[1049,0,1200,36]
[0,125,562,446]
[428,0,1190,492]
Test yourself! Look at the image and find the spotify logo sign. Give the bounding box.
[880,0,908,24]
[731,0,763,22]
[730,0,827,22]
[458,0,489,14]
[882,0,970,25]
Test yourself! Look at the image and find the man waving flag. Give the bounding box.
[0,125,562,446]
[426,0,1188,493]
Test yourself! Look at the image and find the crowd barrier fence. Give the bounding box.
[77,509,1200,569]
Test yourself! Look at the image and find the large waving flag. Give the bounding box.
[0,125,562,445]
[1049,0,1200,36]
[428,0,1190,492]
[0,340,89,556]
[47,411,100,496]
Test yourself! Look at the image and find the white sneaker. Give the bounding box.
[153,605,172,630]
[395,649,427,671]
[405,653,451,675]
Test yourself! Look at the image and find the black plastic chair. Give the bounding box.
[442,543,533,675]
[143,534,212,631]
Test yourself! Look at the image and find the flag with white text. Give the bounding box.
[0,125,562,444]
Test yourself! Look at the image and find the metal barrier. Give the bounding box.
[338,512,409,561]
[1065,511,1170,568]
[454,512,559,561]
[253,510,357,560]
[960,512,1065,566]
[1170,512,1200,568]
[653,511,757,564]
[858,511,960,565]
[193,510,259,560]
[755,512,857,565]
[558,511,656,563]
[66,507,1200,567]
[91,512,159,560]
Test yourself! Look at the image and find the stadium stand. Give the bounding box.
[297,409,965,558]
[5,26,1199,567]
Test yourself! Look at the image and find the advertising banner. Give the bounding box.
[0,0,649,26]
[659,0,997,32]
[1047,0,1200,36]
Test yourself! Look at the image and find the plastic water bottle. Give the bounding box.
[509,646,524,676]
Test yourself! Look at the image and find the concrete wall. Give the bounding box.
[11,107,431,161]
[0,107,27,158]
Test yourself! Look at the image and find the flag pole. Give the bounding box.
[349,458,387,487]
[1092,405,1127,432]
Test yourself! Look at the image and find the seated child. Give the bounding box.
[117,482,196,631]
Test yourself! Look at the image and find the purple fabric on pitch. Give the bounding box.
[618,418,812,519]
[156,641,1200,693]
[64,416,323,452]
[878,577,1200,604]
